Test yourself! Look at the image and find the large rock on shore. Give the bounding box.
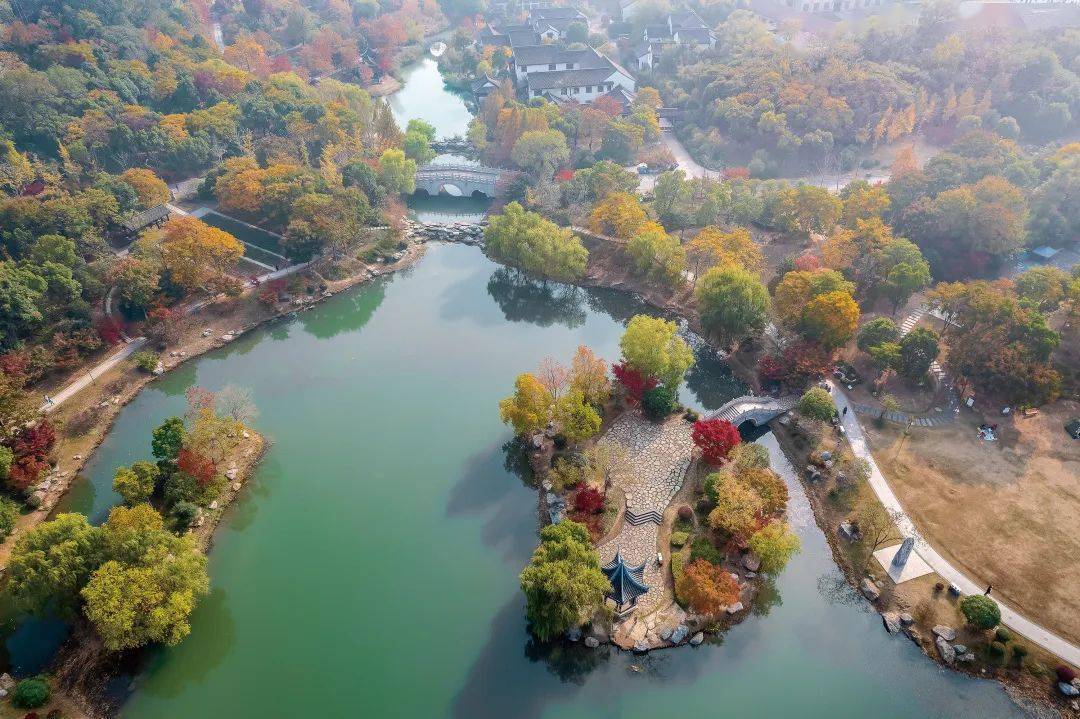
[935,636,956,665]
[860,578,881,602]
[932,625,956,642]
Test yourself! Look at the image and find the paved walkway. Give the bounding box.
[597,412,693,614]
[830,381,1080,667]
[40,338,147,414]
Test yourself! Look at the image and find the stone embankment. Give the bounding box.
[403,219,486,246]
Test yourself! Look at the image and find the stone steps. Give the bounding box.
[625,509,663,526]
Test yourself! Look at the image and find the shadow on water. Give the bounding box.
[485,267,587,329]
[446,438,538,564]
[135,588,236,700]
[685,347,745,410]
[296,279,387,340]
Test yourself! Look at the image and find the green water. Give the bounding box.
[32,245,1019,718]
[388,58,475,139]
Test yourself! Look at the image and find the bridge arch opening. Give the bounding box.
[471,189,490,199]
[413,188,431,197]
[438,184,463,197]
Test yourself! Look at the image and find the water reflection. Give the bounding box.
[486,267,588,329]
[297,279,387,340]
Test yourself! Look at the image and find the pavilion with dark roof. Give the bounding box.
[602,551,649,615]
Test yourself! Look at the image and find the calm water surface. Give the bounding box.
[25,245,1018,718]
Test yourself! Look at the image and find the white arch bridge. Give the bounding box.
[413,162,515,198]
[706,395,797,427]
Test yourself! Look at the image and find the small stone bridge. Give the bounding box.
[707,395,797,427]
[413,162,513,198]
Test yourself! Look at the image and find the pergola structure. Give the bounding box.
[602,551,648,616]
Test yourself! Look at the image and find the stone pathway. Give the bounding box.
[597,412,693,614]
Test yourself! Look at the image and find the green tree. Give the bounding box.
[696,265,769,346]
[377,148,416,195]
[748,520,801,574]
[82,537,209,651]
[112,460,160,505]
[857,317,899,351]
[879,239,931,312]
[619,315,695,389]
[403,119,437,164]
[484,202,588,281]
[959,594,1001,631]
[499,373,553,436]
[796,387,836,422]
[151,417,186,461]
[0,445,12,483]
[775,185,842,238]
[511,129,569,180]
[12,677,50,709]
[554,390,601,443]
[0,496,19,540]
[641,384,678,421]
[898,327,939,379]
[519,520,608,641]
[7,513,103,618]
[1014,266,1070,311]
[626,221,685,286]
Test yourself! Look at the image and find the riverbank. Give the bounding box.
[769,415,1079,717]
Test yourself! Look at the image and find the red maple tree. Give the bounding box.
[611,362,657,404]
[178,448,217,486]
[691,418,741,465]
[574,486,605,515]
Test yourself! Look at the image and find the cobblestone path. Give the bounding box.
[597,412,694,613]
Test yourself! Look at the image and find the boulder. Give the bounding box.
[932,625,956,642]
[952,644,967,655]
[584,636,600,649]
[882,613,902,634]
[669,625,689,644]
[860,578,881,602]
[566,626,582,642]
[742,554,761,572]
[726,602,745,615]
[0,673,14,691]
[935,636,956,665]
[1059,682,1080,698]
[957,653,976,663]
[689,632,704,646]
[898,613,915,626]
[838,521,859,542]
[632,641,650,654]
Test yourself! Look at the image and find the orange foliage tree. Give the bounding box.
[676,559,741,615]
[158,217,244,293]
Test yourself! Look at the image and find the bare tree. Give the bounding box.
[536,357,570,401]
[216,384,259,425]
[854,499,904,571]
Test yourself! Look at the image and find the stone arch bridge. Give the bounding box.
[707,395,797,427]
[413,162,515,198]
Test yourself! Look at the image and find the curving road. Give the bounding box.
[828,380,1080,667]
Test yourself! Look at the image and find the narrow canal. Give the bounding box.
[4,57,1025,718]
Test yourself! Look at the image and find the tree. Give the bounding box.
[626,221,685,286]
[120,168,170,209]
[691,419,741,465]
[1014,266,1070,311]
[569,346,610,407]
[216,384,259,424]
[403,119,436,164]
[158,217,244,293]
[377,149,416,195]
[796,387,836,422]
[803,290,860,349]
[499,373,553,436]
[152,417,186,461]
[774,185,842,238]
[82,535,209,651]
[730,442,770,471]
[0,372,33,444]
[686,226,764,279]
[587,192,647,239]
[857,317,900,352]
[484,202,588,281]
[960,594,1001,631]
[11,677,50,709]
[898,328,939,379]
[619,315,695,389]
[641,384,678,421]
[741,467,788,515]
[879,239,931,312]
[696,265,769,346]
[109,257,160,313]
[112,461,159,505]
[554,390,602,443]
[519,521,608,641]
[511,129,569,180]
[841,182,891,227]
[772,269,855,328]
[676,558,741,615]
[748,521,801,574]
[7,513,103,618]
[707,474,763,538]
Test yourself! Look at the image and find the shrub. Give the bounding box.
[1011,644,1028,663]
[132,350,158,373]
[683,409,699,422]
[1057,665,1078,684]
[12,677,51,709]
[170,501,199,531]
[0,496,21,539]
[796,386,836,422]
[641,385,677,421]
[670,550,688,607]
[677,505,694,522]
[988,641,1006,662]
[959,594,1001,630]
[669,531,689,548]
[689,536,724,565]
[994,627,1012,644]
[573,486,605,515]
